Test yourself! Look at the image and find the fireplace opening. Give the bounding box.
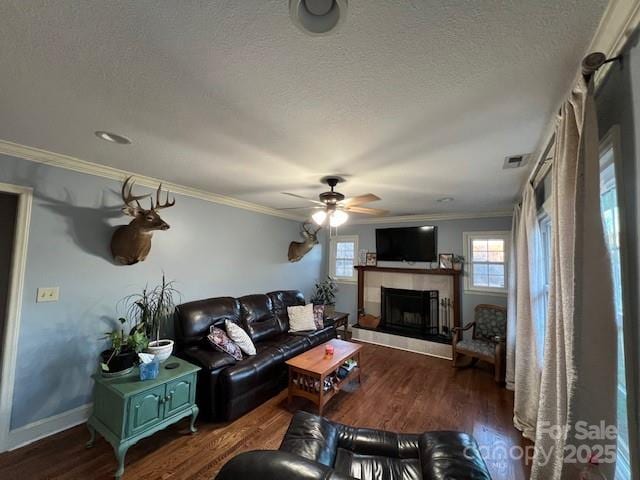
[380,287,449,342]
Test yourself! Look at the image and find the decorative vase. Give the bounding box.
[324,304,336,316]
[146,339,174,363]
[453,263,463,271]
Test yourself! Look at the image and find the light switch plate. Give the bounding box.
[37,287,59,303]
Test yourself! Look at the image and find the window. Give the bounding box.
[329,235,358,283]
[599,131,630,479]
[463,232,509,294]
[539,197,553,325]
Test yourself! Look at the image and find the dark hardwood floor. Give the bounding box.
[0,343,530,479]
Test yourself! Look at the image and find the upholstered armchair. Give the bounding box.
[452,304,507,383]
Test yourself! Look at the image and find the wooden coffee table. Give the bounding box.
[286,339,362,415]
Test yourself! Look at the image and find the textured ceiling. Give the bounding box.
[0,1,607,216]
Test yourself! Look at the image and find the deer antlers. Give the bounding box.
[122,177,150,212]
[120,176,175,214]
[302,221,321,236]
[152,183,175,210]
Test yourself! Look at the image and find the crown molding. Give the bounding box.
[0,139,304,221]
[348,210,512,225]
[590,0,640,59]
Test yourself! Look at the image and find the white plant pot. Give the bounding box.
[146,339,174,363]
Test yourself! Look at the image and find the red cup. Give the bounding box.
[325,344,334,356]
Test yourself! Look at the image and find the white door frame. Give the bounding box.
[0,183,32,452]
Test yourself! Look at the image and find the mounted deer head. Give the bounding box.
[110,177,175,265]
[288,222,321,262]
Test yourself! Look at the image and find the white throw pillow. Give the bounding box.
[288,304,317,332]
[225,320,256,356]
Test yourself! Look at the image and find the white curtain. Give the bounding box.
[505,204,520,391]
[531,77,617,479]
[512,184,547,440]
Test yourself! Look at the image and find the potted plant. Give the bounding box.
[453,255,465,271]
[123,274,180,363]
[310,276,338,316]
[100,317,148,376]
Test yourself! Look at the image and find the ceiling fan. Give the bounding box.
[281,176,388,227]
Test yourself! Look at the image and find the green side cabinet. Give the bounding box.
[86,356,201,479]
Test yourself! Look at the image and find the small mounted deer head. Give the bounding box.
[288,222,321,262]
[110,177,175,265]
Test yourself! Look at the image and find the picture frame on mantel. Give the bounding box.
[365,252,377,266]
[438,253,453,269]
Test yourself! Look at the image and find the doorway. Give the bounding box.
[0,192,18,381]
[0,183,32,451]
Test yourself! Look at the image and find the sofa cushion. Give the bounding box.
[288,304,317,332]
[239,294,281,343]
[174,296,241,347]
[334,450,421,480]
[291,326,336,347]
[206,326,243,361]
[219,345,285,397]
[180,345,237,371]
[280,410,340,467]
[313,305,325,329]
[226,320,256,356]
[260,333,311,360]
[419,431,492,480]
[267,290,306,332]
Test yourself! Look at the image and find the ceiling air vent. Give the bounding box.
[503,154,530,169]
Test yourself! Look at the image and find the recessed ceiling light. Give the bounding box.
[95,131,132,145]
[290,0,348,36]
[437,197,454,203]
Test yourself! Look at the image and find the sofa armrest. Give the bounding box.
[216,450,356,480]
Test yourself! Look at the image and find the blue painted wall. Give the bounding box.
[324,216,513,326]
[0,153,325,429]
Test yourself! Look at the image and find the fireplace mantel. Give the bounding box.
[354,266,462,276]
[354,265,462,331]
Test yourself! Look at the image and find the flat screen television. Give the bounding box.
[375,226,437,262]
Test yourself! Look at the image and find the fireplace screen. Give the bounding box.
[380,287,439,336]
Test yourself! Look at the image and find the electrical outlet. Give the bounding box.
[37,287,59,303]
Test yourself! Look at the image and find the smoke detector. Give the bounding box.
[290,0,348,36]
[503,154,530,169]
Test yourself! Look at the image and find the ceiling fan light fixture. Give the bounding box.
[312,210,327,225]
[329,209,348,227]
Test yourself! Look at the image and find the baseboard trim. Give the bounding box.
[4,403,92,452]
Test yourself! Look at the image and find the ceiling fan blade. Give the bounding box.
[345,206,389,216]
[275,206,316,211]
[281,192,325,205]
[340,193,381,207]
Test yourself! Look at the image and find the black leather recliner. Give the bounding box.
[174,290,336,421]
[216,411,493,479]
